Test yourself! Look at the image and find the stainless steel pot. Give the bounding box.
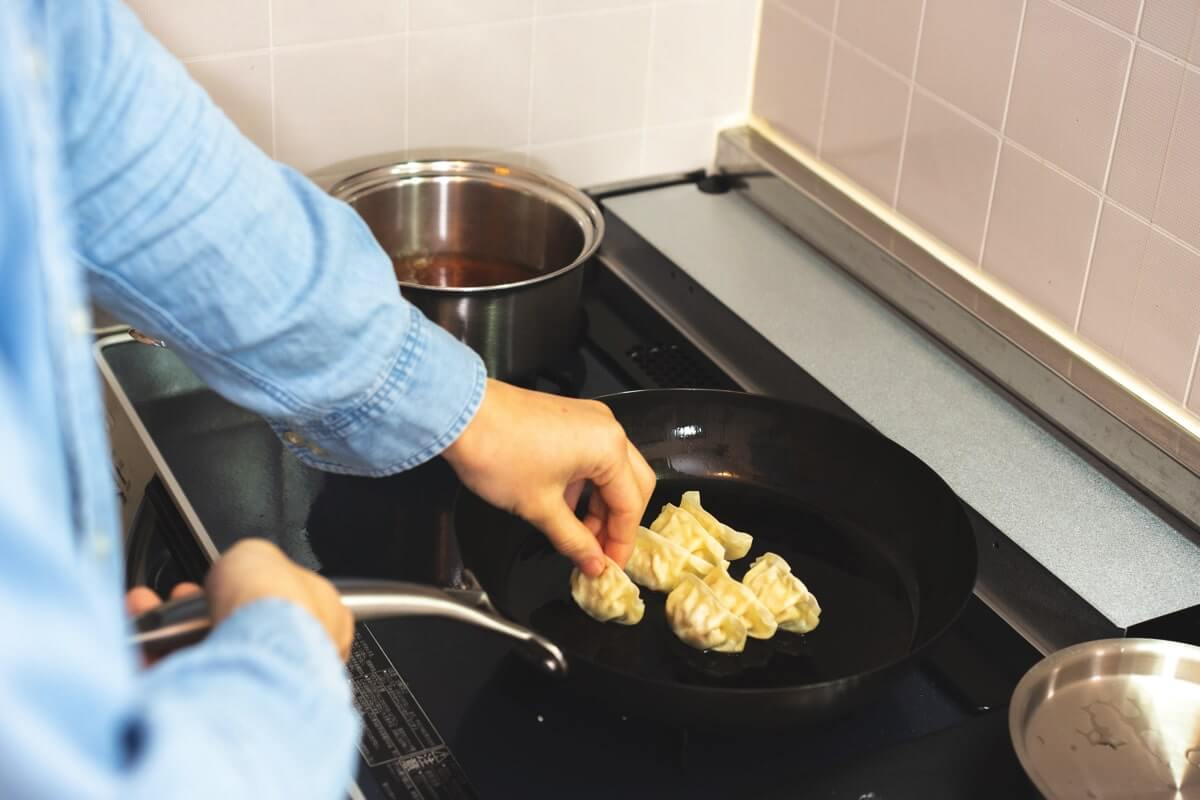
[1010,638,1200,798]
[330,161,604,381]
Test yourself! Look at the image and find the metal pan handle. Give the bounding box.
[131,578,567,676]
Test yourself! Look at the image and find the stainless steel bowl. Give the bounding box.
[1009,638,1200,799]
[330,160,604,380]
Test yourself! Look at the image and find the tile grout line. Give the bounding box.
[524,9,537,158]
[891,0,928,209]
[637,3,659,174]
[403,1,410,154]
[1145,50,1190,240]
[1111,199,1200,260]
[535,127,659,151]
[1046,0,1200,74]
[977,0,1028,267]
[1134,0,1147,36]
[815,0,841,157]
[1073,36,1136,332]
[740,0,766,128]
[1115,217,1155,363]
[911,82,995,136]
[1184,333,1200,407]
[267,0,277,159]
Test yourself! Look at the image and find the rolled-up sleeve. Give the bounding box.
[131,599,360,798]
[54,0,486,477]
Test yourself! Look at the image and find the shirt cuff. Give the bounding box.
[144,596,354,712]
[268,307,487,477]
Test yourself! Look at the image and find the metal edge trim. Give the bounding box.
[585,170,704,199]
[93,333,222,563]
[714,126,1200,533]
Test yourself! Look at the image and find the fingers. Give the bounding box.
[310,576,354,662]
[125,587,162,616]
[593,457,644,568]
[336,607,354,661]
[563,480,585,515]
[581,489,606,536]
[531,500,606,576]
[627,442,656,503]
[580,442,655,566]
[169,582,202,600]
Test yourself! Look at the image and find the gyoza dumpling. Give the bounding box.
[702,568,777,639]
[680,491,753,560]
[570,557,645,625]
[743,552,821,633]
[666,573,747,653]
[649,504,728,568]
[624,527,714,592]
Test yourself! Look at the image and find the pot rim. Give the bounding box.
[329,159,605,294]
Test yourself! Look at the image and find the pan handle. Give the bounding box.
[131,578,567,676]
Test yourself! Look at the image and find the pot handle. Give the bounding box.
[131,578,567,676]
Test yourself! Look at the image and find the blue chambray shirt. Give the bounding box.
[1,1,486,797]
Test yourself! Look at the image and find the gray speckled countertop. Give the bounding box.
[606,185,1200,629]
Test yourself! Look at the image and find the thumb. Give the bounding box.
[529,499,605,577]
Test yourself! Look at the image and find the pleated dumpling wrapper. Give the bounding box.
[702,568,778,639]
[666,573,748,653]
[624,526,714,592]
[649,503,728,568]
[679,491,753,560]
[570,556,645,625]
[742,552,821,633]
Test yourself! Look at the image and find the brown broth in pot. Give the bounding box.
[392,253,543,288]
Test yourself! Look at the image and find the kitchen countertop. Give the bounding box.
[606,185,1200,629]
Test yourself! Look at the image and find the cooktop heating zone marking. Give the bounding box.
[349,625,477,799]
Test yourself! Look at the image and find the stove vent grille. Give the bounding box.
[626,343,737,390]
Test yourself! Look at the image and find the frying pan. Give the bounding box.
[453,389,979,729]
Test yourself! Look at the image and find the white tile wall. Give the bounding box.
[752,0,1200,408]
[184,55,274,154]
[897,91,1000,261]
[272,37,407,174]
[1107,46,1186,218]
[984,144,1101,324]
[410,0,533,31]
[271,0,405,46]
[915,0,1023,130]
[1005,0,1131,189]
[407,20,533,151]
[125,0,270,58]
[820,42,909,201]
[530,8,653,143]
[751,0,829,150]
[127,0,758,188]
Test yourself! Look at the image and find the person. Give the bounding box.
[0,1,655,796]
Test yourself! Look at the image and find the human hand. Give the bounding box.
[126,582,202,666]
[443,379,656,577]
[125,581,203,616]
[205,539,354,661]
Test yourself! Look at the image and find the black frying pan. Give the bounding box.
[454,389,977,729]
